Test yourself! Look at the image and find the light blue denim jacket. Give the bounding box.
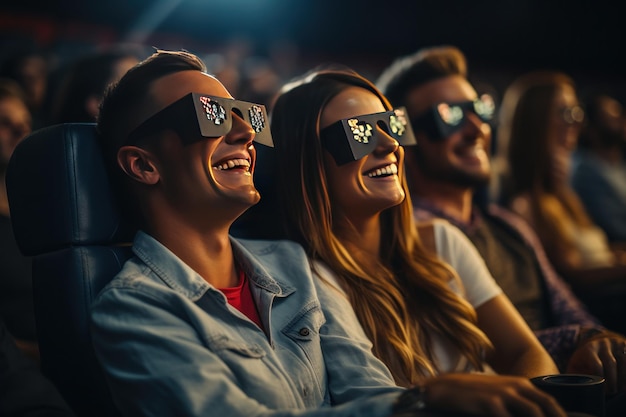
[90,231,403,417]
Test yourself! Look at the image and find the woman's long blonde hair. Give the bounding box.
[270,67,492,386]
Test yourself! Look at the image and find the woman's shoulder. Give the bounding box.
[424,218,472,253]
[310,259,344,292]
[415,218,463,252]
[428,220,503,307]
[510,191,565,220]
[509,192,532,215]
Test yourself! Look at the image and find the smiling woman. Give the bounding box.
[268,64,568,416]
[318,86,408,221]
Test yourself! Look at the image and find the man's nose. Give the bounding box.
[462,111,489,139]
[226,111,255,145]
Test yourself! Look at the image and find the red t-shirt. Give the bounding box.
[219,268,264,329]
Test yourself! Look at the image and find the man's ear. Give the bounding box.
[117,146,160,185]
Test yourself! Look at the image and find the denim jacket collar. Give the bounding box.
[131,231,294,302]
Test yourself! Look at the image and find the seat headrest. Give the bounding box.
[6,123,135,256]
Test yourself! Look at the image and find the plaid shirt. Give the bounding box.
[413,198,603,371]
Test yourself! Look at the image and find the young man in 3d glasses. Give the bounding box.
[376,45,626,401]
[89,49,435,417]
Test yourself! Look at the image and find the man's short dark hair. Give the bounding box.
[97,49,206,169]
[376,45,467,108]
[96,50,207,224]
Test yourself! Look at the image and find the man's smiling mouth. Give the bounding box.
[213,158,251,171]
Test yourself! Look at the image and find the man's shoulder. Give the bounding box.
[97,256,156,294]
[231,237,311,274]
[232,237,306,257]
[480,204,546,250]
[232,237,315,294]
[482,203,526,229]
[412,200,446,222]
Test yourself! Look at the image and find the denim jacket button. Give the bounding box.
[298,328,310,336]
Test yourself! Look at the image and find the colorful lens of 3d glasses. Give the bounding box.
[561,105,585,124]
[411,94,496,141]
[126,92,273,147]
[320,107,416,165]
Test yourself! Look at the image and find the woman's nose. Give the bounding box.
[226,111,255,145]
[373,127,399,156]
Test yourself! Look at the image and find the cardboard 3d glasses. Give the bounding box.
[126,92,273,147]
[320,107,416,165]
[411,94,495,141]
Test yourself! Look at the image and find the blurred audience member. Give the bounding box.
[493,70,626,316]
[571,92,626,245]
[203,53,242,98]
[0,47,50,129]
[50,48,141,124]
[0,78,37,361]
[239,57,282,108]
[0,316,76,416]
[495,72,626,278]
[376,46,626,388]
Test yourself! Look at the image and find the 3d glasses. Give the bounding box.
[411,94,495,141]
[126,92,273,147]
[320,107,416,165]
[561,105,585,125]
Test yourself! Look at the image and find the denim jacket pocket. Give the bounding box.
[282,303,325,343]
[280,303,327,399]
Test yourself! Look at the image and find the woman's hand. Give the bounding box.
[424,373,567,417]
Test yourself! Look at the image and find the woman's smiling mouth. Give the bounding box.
[364,163,398,178]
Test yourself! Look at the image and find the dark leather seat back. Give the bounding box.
[6,123,134,417]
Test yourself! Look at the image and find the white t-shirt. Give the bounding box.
[430,219,503,308]
[312,219,502,374]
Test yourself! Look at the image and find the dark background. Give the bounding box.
[1,0,625,100]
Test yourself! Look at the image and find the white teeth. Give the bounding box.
[460,144,484,155]
[367,164,398,178]
[213,158,251,171]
